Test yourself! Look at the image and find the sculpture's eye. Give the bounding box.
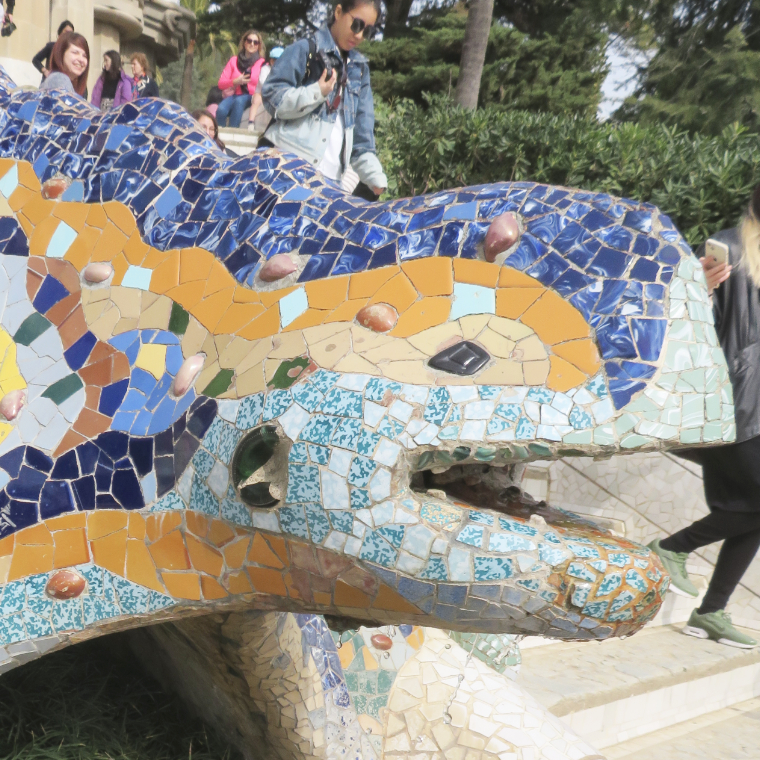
[429,341,490,375]
[231,425,281,508]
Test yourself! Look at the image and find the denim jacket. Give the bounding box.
[261,25,387,190]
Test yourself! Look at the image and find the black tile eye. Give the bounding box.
[428,341,490,375]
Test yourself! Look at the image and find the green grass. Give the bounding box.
[0,635,242,760]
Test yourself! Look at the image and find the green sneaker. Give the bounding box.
[647,538,699,598]
[683,609,758,649]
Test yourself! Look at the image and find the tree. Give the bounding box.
[617,0,760,133]
[365,7,607,115]
[622,26,760,134]
[197,0,326,46]
[455,0,495,108]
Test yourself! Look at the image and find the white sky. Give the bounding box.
[599,38,652,120]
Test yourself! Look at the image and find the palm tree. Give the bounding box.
[455,0,494,109]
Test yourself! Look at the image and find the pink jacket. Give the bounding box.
[218,56,265,97]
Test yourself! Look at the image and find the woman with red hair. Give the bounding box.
[40,31,90,97]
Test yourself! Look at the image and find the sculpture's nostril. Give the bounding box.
[485,212,519,262]
[232,425,281,508]
[429,341,490,375]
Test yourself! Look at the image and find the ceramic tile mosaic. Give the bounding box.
[0,64,738,760]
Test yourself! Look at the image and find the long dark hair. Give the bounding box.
[191,109,226,152]
[50,32,90,97]
[102,50,121,82]
[329,0,383,27]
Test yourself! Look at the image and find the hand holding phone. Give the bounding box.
[700,238,732,293]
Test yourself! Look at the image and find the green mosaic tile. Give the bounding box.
[203,369,234,398]
[14,312,52,346]
[42,373,83,404]
[168,301,190,335]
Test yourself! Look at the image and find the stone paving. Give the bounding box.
[608,696,760,759]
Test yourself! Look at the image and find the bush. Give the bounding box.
[375,95,760,247]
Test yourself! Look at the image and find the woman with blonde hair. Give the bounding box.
[648,186,760,649]
[216,29,267,128]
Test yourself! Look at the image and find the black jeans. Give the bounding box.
[661,510,760,614]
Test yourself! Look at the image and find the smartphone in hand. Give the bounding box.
[705,238,729,266]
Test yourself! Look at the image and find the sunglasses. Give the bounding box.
[245,37,260,45]
[346,12,375,39]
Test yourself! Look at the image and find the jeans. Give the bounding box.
[217,94,252,128]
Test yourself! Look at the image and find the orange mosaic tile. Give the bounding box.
[223,539,250,570]
[207,520,236,547]
[248,566,288,596]
[145,511,182,542]
[521,291,594,345]
[149,531,191,570]
[186,535,224,576]
[552,338,601,375]
[17,523,53,545]
[495,288,543,320]
[401,257,454,296]
[226,570,254,594]
[90,530,127,575]
[371,585,421,614]
[201,576,228,600]
[369,273,418,313]
[52,529,89,568]
[391,297,451,338]
[248,532,285,569]
[348,267,397,299]
[125,539,164,593]
[162,572,201,601]
[7,544,54,581]
[334,580,371,609]
[46,513,87,531]
[547,356,591,393]
[305,275,349,309]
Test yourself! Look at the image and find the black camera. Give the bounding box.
[1,19,15,37]
[317,50,343,83]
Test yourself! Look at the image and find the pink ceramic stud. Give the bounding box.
[46,569,86,600]
[485,212,520,262]
[172,355,204,397]
[0,389,24,421]
[356,303,398,333]
[83,263,113,284]
[259,254,297,282]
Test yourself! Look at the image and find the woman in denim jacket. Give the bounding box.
[261,0,387,196]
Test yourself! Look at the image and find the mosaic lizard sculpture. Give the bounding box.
[0,68,732,758]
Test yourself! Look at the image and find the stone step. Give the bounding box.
[605,695,760,759]
[517,624,760,750]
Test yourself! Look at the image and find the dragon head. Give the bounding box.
[0,67,731,670]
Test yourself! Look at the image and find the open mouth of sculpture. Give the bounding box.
[232,423,603,537]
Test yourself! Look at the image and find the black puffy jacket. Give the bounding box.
[699,227,760,443]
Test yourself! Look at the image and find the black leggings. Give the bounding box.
[661,510,760,614]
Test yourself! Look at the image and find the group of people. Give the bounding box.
[34,21,159,107]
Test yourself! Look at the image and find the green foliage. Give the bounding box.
[619,1,760,134]
[376,94,760,245]
[0,636,240,760]
[364,8,607,114]
[623,25,760,134]
[159,48,229,111]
